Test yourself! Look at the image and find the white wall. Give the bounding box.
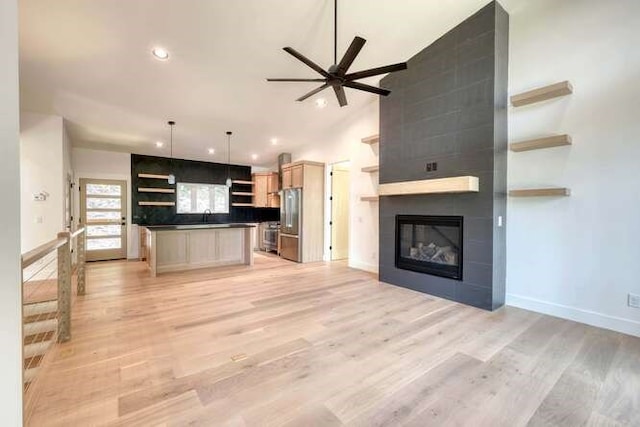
[72,148,138,259]
[506,0,640,336]
[293,100,380,273]
[0,0,23,422]
[20,113,65,252]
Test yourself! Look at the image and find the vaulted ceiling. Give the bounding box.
[19,0,523,165]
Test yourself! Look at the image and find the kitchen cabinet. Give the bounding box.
[268,173,279,193]
[279,160,325,263]
[282,168,292,189]
[291,165,303,188]
[252,172,280,208]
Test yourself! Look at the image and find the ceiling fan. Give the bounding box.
[267,0,408,107]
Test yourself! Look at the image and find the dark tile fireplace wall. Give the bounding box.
[131,154,279,225]
[378,1,508,310]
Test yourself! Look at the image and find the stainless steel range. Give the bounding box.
[263,221,279,253]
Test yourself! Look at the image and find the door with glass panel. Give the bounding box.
[80,179,127,261]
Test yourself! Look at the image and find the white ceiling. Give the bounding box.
[19,0,524,166]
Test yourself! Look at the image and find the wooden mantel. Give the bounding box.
[378,176,479,196]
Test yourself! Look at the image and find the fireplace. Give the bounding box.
[395,215,463,280]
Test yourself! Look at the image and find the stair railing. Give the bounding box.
[21,228,86,344]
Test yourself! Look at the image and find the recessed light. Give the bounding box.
[208,148,215,154]
[151,47,169,61]
[315,98,328,108]
[155,141,164,148]
[251,154,258,160]
[270,138,278,145]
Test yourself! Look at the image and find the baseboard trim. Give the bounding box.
[348,260,379,275]
[506,293,640,338]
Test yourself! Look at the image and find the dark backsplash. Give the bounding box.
[131,154,279,225]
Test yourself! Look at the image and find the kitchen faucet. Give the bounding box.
[203,209,212,223]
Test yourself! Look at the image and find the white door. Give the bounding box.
[80,179,128,261]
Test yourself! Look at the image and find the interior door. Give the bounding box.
[331,164,350,260]
[80,179,128,261]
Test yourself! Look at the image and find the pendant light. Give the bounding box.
[225,131,233,187]
[167,120,176,185]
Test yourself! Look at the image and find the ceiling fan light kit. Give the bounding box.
[267,0,408,107]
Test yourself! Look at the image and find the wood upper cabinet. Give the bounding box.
[253,172,279,208]
[268,173,278,193]
[253,174,268,207]
[291,165,303,188]
[282,168,292,189]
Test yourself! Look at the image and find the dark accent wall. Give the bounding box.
[131,154,279,225]
[379,1,508,310]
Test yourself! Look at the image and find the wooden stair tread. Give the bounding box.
[511,81,573,107]
[360,195,379,202]
[510,135,572,152]
[24,318,58,336]
[23,300,58,317]
[361,165,380,173]
[24,340,53,358]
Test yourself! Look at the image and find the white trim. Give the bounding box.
[348,260,379,275]
[506,293,640,338]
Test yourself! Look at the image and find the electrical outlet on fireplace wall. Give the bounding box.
[425,161,438,172]
[628,293,640,308]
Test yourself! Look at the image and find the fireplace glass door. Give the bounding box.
[395,215,463,280]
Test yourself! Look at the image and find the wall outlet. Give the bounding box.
[628,293,640,308]
[425,162,438,172]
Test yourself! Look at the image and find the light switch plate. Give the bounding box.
[628,293,640,308]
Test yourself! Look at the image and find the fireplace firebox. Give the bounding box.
[395,215,463,280]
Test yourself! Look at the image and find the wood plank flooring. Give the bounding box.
[25,254,640,426]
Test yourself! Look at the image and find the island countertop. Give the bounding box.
[144,223,256,232]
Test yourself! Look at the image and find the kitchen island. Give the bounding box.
[143,223,255,277]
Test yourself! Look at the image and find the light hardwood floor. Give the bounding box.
[26,254,640,426]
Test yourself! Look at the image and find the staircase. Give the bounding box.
[21,228,86,402]
[23,300,58,392]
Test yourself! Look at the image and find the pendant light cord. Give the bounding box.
[226,131,232,181]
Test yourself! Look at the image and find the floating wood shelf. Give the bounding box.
[232,180,254,185]
[511,81,573,107]
[361,165,380,173]
[138,187,175,194]
[138,173,170,180]
[361,134,380,145]
[232,203,255,207]
[509,188,571,197]
[138,201,175,207]
[232,192,254,196]
[360,195,379,202]
[379,176,479,196]
[510,134,572,152]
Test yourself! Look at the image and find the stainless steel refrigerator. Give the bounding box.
[279,188,301,262]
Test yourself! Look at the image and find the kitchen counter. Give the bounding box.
[142,223,254,276]
[145,223,256,231]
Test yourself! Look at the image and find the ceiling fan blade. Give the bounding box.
[336,36,366,76]
[333,84,348,107]
[283,47,330,78]
[345,62,408,81]
[267,78,327,82]
[296,83,330,102]
[343,81,391,96]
